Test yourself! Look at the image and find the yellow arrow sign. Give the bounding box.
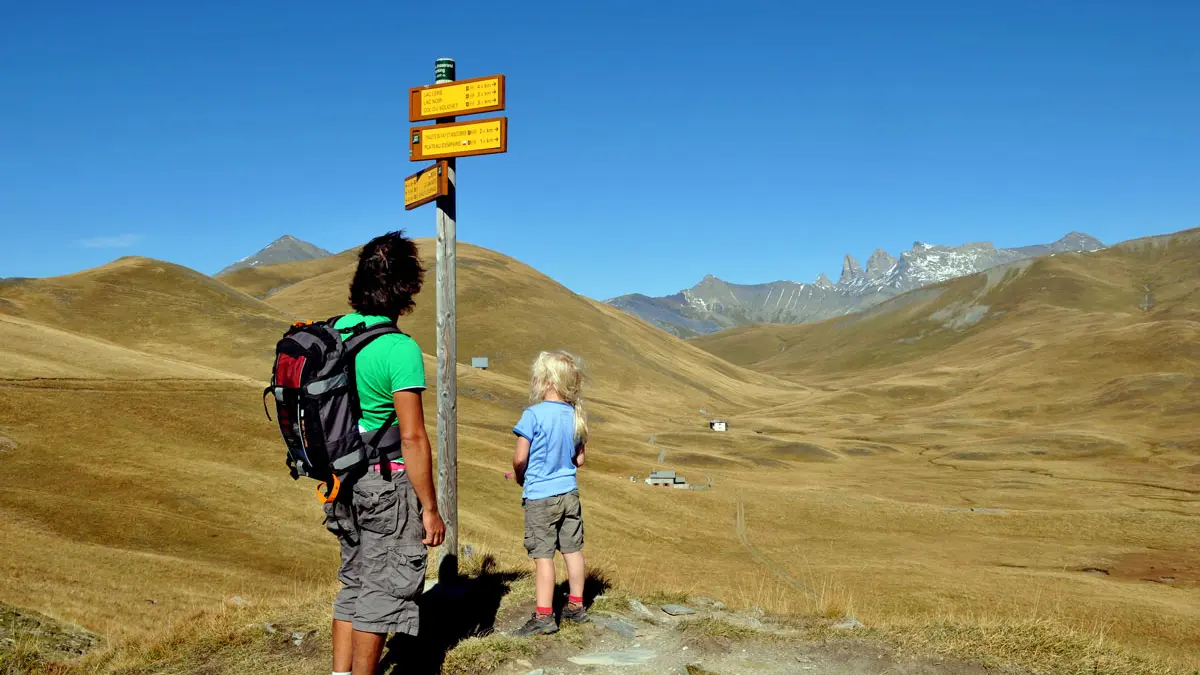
[404,161,448,210]
[409,75,505,122]
[410,117,507,161]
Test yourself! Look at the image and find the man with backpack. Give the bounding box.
[266,231,444,675]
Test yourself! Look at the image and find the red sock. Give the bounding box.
[568,595,583,605]
[536,606,553,617]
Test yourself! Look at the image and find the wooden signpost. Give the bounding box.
[409,75,506,122]
[410,118,508,161]
[403,161,449,210]
[407,58,507,575]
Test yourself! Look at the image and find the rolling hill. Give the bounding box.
[217,247,359,300]
[238,239,792,411]
[0,257,292,378]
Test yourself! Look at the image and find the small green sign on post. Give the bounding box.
[434,58,455,84]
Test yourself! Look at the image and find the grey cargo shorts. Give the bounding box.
[323,471,427,634]
[523,490,584,559]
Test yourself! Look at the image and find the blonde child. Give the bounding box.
[511,351,589,636]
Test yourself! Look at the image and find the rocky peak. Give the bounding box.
[1056,232,1105,250]
[865,249,897,280]
[839,255,866,285]
[217,235,332,276]
[814,273,834,289]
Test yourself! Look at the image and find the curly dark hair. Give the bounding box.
[348,231,425,319]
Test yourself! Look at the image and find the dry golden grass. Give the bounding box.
[0,258,291,378]
[259,239,792,405]
[1,229,1198,673]
[217,248,360,300]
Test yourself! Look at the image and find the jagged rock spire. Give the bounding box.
[839,255,865,285]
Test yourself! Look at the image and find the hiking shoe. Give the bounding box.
[562,603,589,624]
[513,612,558,637]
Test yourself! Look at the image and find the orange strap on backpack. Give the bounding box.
[316,474,341,504]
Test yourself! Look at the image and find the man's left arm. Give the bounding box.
[389,339,444,546]
[394,390,445,546]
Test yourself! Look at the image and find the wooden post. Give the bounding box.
[434,57,459,576]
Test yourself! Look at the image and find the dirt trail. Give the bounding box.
[489,594,994,675]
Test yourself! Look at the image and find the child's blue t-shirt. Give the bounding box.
[513,401,579,500]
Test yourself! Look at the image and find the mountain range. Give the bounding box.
[607,231,1104,337]
[216,235,331,276]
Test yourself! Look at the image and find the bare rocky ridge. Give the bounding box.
[215,235,331,276]
[606,232,1104,337]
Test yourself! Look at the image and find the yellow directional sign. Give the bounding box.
[409,75,505,122]
[404,161,448,210]
[410,117,507,161]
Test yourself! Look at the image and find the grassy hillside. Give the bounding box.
[264,239,792,411]
[0,257,292,378]
[0,242,790,641]
[0,314,240,381]
[1,232,1198,673]
[217,248,359,299]
[684,229,1200,668]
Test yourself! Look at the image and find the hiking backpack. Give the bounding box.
[263,316,403,500]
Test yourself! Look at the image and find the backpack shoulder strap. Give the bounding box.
[340,322,402,429]
[343,323,401,357]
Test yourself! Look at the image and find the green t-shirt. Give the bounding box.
[333,313,425,431]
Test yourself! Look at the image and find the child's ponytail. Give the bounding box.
[571,397,589,447]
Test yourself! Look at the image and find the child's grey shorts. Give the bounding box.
[523,490,585,559]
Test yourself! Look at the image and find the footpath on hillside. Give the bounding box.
[463,591,992,675]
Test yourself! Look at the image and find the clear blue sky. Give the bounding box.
[1,1,1197,299]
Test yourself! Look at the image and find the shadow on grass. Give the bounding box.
[380,554,610,675]
[551,570,610,619]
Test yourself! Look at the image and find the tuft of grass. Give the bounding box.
[680,617,763,641]
[884,616,1185,675]
[0,636,51,675]
[554,621,588,649]
[587,591,631,615]
[810,576,855,619]
[61,597,332,674]
[638,590,689,606]
[441,635,535,675]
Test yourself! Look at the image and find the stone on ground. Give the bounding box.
[568,648,658,666]
[592,614,639,639]
[661,604,697,616]
[628,598,657,620]
[833,616,865,630]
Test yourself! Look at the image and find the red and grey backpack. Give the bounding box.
[263,316,403,502]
